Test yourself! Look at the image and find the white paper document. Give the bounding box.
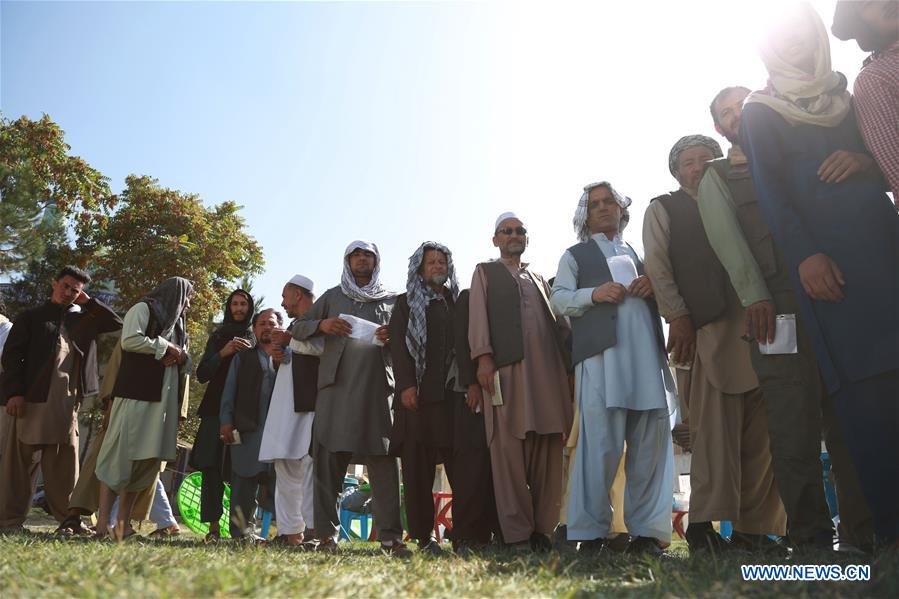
[339,313,383,346]
[759,314,798,355]
[489,371,503,406]
[607,255,638,287]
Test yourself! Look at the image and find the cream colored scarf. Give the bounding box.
[747,2,851,128]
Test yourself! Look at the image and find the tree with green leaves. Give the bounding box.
[0,113,113,273]
[92,174,265,342]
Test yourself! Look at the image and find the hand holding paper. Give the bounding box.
[338,313,384,346]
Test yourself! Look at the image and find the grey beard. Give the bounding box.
[424,273,448,287]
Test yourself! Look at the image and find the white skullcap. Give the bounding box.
[288,274,314,293]
[494,211,522,230]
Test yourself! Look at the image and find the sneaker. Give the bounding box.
[626,536,666,556]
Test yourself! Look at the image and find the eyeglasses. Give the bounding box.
[495,226,528,236]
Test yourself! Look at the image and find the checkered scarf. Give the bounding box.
[405,242,460,384]
[668,135,723,179]
[340,240,395,303]
[573,182,633,241]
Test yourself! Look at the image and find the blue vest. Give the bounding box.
[567,239,666,366]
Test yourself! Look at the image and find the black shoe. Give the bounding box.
[686,522,730,555]
[626,536,665,556]
[577,538,607,554]
[529,532,553,552]
[418,538,446,557]
[730,531,790,557]
[606,532,631,553]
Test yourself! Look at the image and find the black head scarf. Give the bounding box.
[141,277,194,346]
[211,288,255,345]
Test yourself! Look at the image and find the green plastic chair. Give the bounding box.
[177,471,232,538]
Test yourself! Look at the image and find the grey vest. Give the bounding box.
[567,240,666,366]
[652,190,728,328]
[708,158,796,310]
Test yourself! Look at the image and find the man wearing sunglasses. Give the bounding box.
[467,212,573,552]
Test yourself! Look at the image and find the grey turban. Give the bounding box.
[668,135,723,178]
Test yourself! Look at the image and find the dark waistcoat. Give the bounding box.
[234,349,265,433]
[111,305,166,403]
[652,189,728,328]
[291,353,319,413]
[567,239,666,366]
[708,158,796,309]
[482,261,569,370]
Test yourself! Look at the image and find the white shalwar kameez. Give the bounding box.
[258,337,322,535]
[551,233,677,543]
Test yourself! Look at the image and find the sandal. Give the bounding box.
[148,525,181,538]
[55,516,94,537]
[204,531,222,544]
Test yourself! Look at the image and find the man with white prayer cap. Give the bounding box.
[468,213,573,552]
[259,274,320,547]
[551,182,676,556]
[643,136,786,554]
[293,241,410,557]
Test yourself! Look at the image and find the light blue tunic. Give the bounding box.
[551,234,676,415]
[551,233,676,542]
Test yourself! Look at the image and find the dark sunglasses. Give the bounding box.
[495,226,528,236]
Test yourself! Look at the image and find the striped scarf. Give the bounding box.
[405,242,460,384]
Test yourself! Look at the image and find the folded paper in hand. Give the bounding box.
[489,371,503,406]
[339,313,383,346]
[607,255,638,287]
[759,314,798,355]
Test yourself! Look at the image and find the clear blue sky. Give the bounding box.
[1,0,866,313]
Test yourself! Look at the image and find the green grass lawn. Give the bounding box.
[1,516,895,598]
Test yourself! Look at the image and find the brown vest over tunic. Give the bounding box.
[111,305,166,403]
[652,190,728,328]
[481,261,570,370]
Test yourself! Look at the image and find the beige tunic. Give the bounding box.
[468,260,572,444]
[643,197,758,393]
[16,325,79,447]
